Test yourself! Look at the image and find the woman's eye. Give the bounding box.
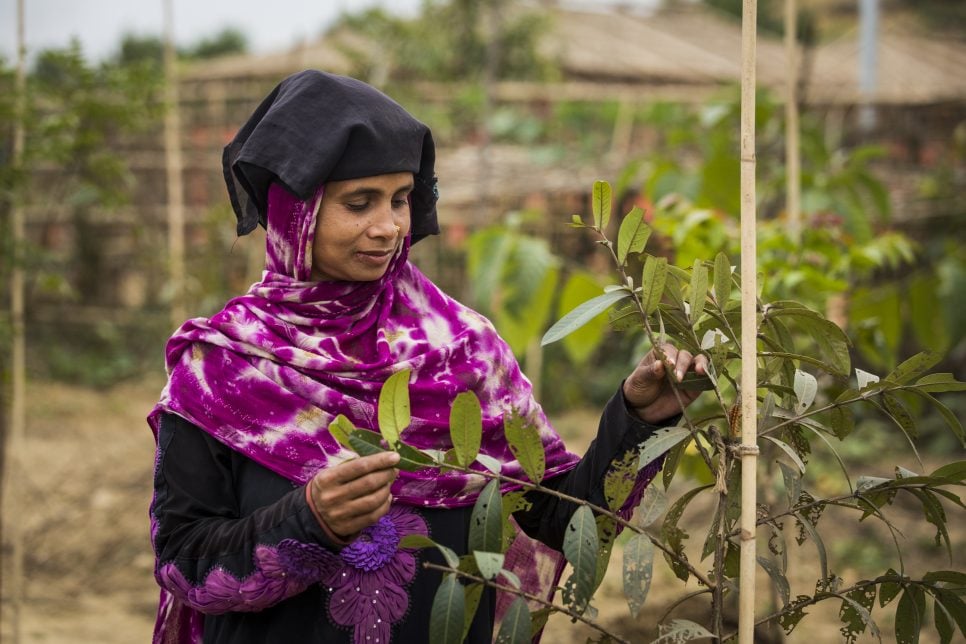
[345,202,369,212]
[392,199,408,209]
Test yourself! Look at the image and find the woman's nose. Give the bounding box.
[368,201,398,237]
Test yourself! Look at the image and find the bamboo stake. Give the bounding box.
[738,1,760,643]
[784,0,801,244]
[163,0,186,330]
[3,2,28,641]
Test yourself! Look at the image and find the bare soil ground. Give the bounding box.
[1,379,960,643]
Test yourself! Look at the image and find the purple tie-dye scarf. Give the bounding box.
[149,182,579,503]
[150,181,616,642]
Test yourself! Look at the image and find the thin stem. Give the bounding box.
[435,460,717,590]
[592,230,718,473]
[421,562,631,644]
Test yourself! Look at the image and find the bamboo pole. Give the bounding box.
[738,1,760,643]
[163,0,186,330]
[784,0,801,244]
[3,2,28,641]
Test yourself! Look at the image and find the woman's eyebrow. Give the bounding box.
[340,182,415,199]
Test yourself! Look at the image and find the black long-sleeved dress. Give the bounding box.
[151,388,664,643]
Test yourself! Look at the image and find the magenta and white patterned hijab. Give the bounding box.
[149,182,580,506]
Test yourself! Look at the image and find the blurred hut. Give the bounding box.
[20,1,966,380]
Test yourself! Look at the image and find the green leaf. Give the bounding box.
[636,483,669,528]
[713,252,732,306]
[830,405,855,440]
[793,369,818,413]
[529,607,551,639]
[910,489,951,559]
[593,515,617,591]
[450,391,482,467]
[562,505,599,611]
[500,491,531,550]
[623,532,655,619]
[616,206,651,265]
[400,534,460,568]
[654,619,715,642]
[909,390,965,447]
[914,373,966,393]
[473,551,505,580]
[838,585,880,643]
[883,392,919,440]
[888,350,943,384]
[475,453,502,474]
[689,259,708,326]
[757,556,790,607]
[395,442,436,472]
[503,412,545,484]
[763,435,806,474]
[348,431,387,458]
[794,511,828,582]
[461,584,484,644]
[327,414,355,449]
[430,573,465,644]
[932,589,966,640]
[662,436,691,490]
[592,180,612,231]
[778,460,802,508]
[378,368,411,448]
[641,255,669,315]
[878,569,903,607]
[468,479,504,553]
[662,484,712,582]
[638,426,691,470]
[895,587,926,644]
[604,451,638,511]
[923,570,966,586]
[495,596,532,644]
[935,595,955,644]
[930,460,966,482]
[541,288,629,346]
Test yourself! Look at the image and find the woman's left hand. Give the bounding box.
[623,344,709,424]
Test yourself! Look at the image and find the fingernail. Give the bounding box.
[676,369,684,381]
[388,452,400,463]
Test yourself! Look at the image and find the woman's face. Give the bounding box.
[311,172,414,282]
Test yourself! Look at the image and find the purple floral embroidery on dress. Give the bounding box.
[157,539,340,616]
[324,505,428,644]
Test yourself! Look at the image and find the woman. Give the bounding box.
[148,70,706,644]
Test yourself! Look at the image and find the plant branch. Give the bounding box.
[434,460,718,590]
[421,561,631,644]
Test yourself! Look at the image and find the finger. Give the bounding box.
[326,485,394,531]
[694,353,709,375]
[673,350,694,381]
[331,451,400,484]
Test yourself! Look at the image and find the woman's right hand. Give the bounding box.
[308,451,400,540]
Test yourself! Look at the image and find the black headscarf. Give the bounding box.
[222,70,440,242]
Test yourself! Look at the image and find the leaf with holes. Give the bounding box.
[604,450,638,511]
[562,505,598,612]
[623,532,655,619]
[793,369,818,413]
[468,479,503,553]
[495,596,532,644]
[838,585,879,643]
[639,426,691,470]
[654,619,715,643]
[636,483,669,528]
[503,411,545,484]
[473,551,505,580]
[888,350,942,384]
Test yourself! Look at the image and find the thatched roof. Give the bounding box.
[182,4,966,106]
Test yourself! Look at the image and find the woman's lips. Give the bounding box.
[356,249,394,266]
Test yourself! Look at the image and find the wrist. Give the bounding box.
[304,486,355,545]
